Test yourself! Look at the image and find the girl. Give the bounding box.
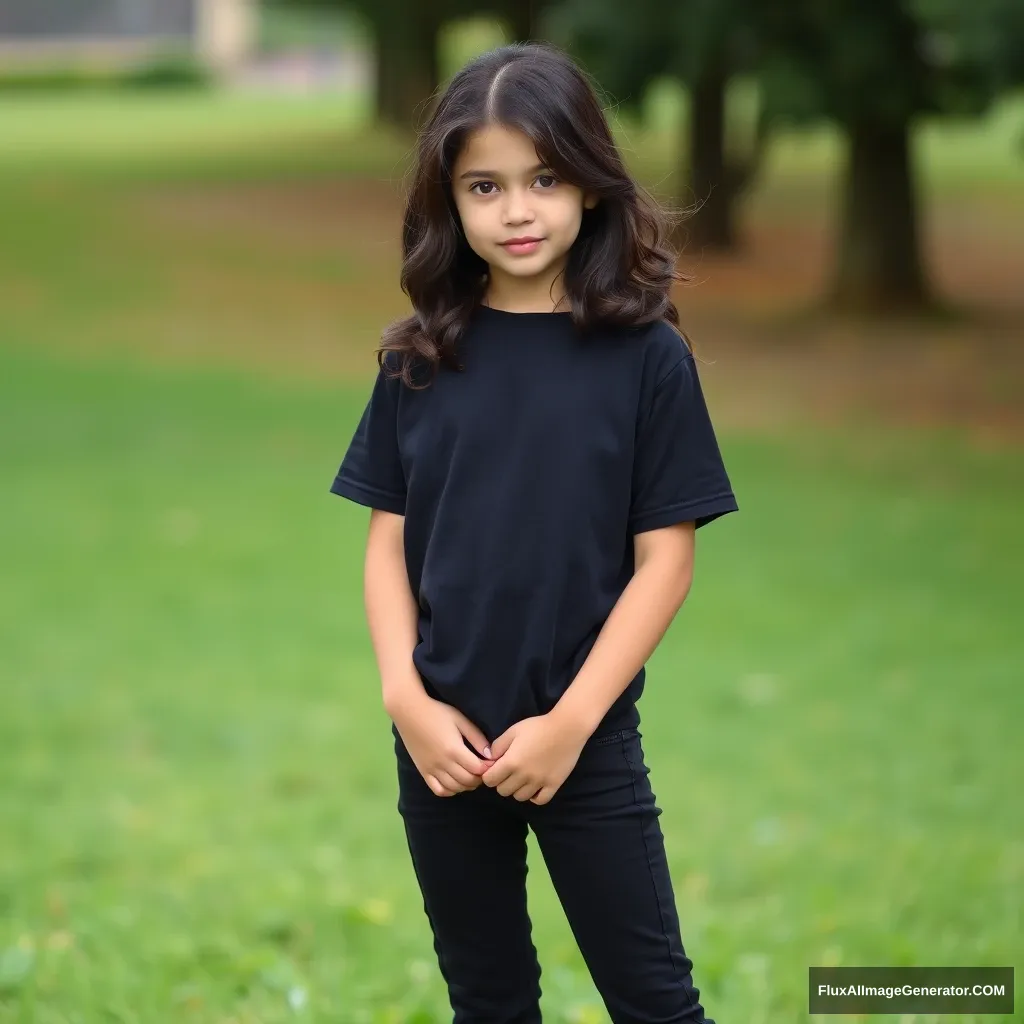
[331,41,737,1024]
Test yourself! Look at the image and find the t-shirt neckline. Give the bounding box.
[477,304,572,319]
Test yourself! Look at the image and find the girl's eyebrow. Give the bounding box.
[458,162,550,180]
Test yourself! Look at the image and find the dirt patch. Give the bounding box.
[689,313,1024,446]
[671,193,1024,443]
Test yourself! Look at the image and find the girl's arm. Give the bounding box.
[364,508,428,715]
[550,521,695,739]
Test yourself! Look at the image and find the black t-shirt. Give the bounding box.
[330,305,738,743]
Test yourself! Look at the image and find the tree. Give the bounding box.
[278,0,1023,309]
[277,0,553,130]
[552,0,766,253]
[273,0,444,130]
[491,0,550,45]
[563,0,1023,309]
[760,0,1024,311]
[374,0,447,130]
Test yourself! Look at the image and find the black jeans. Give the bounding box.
[394,724,716,1024]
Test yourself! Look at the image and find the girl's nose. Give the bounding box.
[502,189,533,223]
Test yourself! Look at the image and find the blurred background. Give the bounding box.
[0,1,1021,1021]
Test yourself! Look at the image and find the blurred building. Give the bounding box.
[0,0,257,74]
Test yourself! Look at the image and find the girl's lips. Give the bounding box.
[502,238,543,255]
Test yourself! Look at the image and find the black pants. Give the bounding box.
[395,724,716,1024]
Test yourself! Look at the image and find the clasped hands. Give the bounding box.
[392,693,589,806]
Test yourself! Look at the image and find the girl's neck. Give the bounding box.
[483,266,568,314]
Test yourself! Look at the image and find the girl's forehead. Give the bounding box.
[455,124,543,172]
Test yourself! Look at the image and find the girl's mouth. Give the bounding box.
[501,239,543,255]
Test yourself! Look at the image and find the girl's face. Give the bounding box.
[451,124,598,307]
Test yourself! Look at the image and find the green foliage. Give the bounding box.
[119,55,214,90]
[913,0,1024,92]
[758,0,1024,126]
[549,0,675,114]
[553,0,1024,129]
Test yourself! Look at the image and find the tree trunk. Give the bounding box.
[502,0,537,41]
[832,117,929,311]
[681,59,736,252]
[374,10,441,132]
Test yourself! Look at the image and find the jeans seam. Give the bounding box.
[621,734,697,1014]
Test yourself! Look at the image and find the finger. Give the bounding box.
[530,787,554,806]
[453,746,491,777]
[497,773,528,798]
[425,774,455,798]
[444,761,479,789]
[455,718,493,761]
[489,727,515,760]
[482,759,515,789]
[513,782,541,803]
[436,769,466,794]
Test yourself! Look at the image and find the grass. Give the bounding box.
[0,92,382,183]
[0,86,1021,1022]
[1,347,1019,1023]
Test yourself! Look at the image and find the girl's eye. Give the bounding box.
[469,174,558,195]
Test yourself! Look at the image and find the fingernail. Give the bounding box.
[483,746,492,759]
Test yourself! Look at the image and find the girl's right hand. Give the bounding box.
[391,694,495,797]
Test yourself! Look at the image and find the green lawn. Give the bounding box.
[1,345,1019,1023]
[0,88,1021,1022]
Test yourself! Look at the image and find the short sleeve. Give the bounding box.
[329,358,407,515]
[628,352,738,534]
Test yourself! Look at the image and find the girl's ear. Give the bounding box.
[583,191,600,210]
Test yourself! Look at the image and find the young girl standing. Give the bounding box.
[331,41,737,1024]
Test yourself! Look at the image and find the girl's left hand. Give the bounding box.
[481,713,588,805]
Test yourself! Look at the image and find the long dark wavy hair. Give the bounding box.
[378,40,688,388]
